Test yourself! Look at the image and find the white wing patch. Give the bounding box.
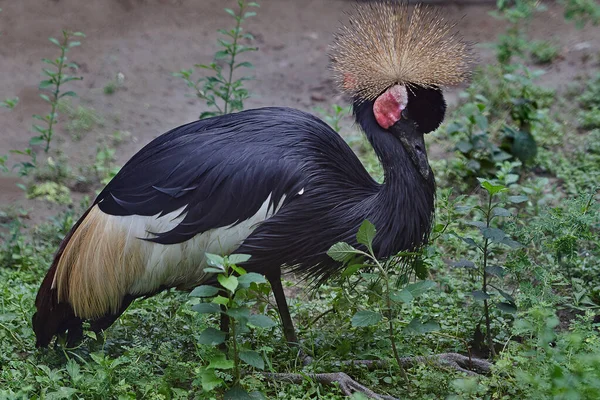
[127,194,280,294]
[52,194,283,319]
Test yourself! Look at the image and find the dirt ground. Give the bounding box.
[0,0,599,224]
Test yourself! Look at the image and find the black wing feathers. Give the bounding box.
[95,107,371,245]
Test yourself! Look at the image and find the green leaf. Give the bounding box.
[341,263,363,278]
[32,124,47,134]
[478,179,506,195]
[512,130,537,163]
[492,207,511,217]
[390,288,414,304]
[228,253,251,265]
[247,314,277,329]
[243,11,257,18]
[207,353,234,370]
[356,220,376,249]
[501,237,523,248]
[238,272,266,288]
[29,136,46,146]
[497,302,518,314]
[414,258,428,280]
[38,80,54,89]
[214,50,230,59]
[460,236,479,248]
[405,318,440,334]
[451,259,476,269]
[471,290,490,301]
[496,288,515,303]
[49,37,61,46]
[224,8,236,17]
[239,350,264,370]
[481,227,507,243]
[218,275,238,293]
[205,253,225,269]
[204,267,225,274]
[224,385,253,400]
[200,369,223,391]
[467,221,487,228]
[455,205,473,213]
[212,295,230,305]
[68,41,81,48]
[235,61,254,69]
[191,303,221,314]
[351,310,382,327]
[508,195,528,204]
[485,265,506,277]
[59,91,77,98]
[455,140,473,153]
[405,280,436,298]
[230,264,247,275]
[190,285,219,297]
[198,327,226,345]
[327,242,359,262]
[226,306,250,321]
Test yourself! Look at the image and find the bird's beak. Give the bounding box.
[391,119,430,180]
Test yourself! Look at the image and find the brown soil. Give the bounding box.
[0,0,599,224]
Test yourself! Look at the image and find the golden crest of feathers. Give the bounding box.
[330,1,473,100]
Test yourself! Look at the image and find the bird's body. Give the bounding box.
[33,1,471,349]
[33,104,435,347]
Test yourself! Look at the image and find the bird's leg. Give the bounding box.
[266,272,298,346]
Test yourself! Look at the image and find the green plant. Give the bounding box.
[93,145,120,185]
[315,104,351,133]
[33,30,85,152]
[579,107,600,130]
[490,0,545,65]
[1,97,18,109]
[173,1,259,118]
[27,181,72,205]
[453,179,527,358]
[529,40,560,64]
[559,0,600,27]
[190,253,273,397]
[58,99,103,140]
[327,221,446,384]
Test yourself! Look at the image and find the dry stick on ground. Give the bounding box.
[261,353,492,399]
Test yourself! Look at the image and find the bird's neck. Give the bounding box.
[353,100,436,257]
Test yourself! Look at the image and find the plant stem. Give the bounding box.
[482,193,496,359]
[223,3,244,114]
[376,261,409,385]
[230,303,240,384]
[45,33,68,153]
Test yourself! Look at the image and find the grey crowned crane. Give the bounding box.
[33,2,471,349]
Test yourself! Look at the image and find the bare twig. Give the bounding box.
[335,353,492,376]
[260,353,492,399]
[262,371,399,400]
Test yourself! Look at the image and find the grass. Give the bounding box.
[57,98,103,141]
[1,0,600,399]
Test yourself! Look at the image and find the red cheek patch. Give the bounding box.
[373,85,409,129]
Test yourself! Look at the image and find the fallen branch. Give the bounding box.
[339,353,492,376]
[262,371,399,400]
[261,353,492,399]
